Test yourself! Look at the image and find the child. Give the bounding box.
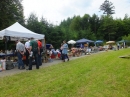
[0,61,2,72]
[0,57,6,71]
[13,59,18,67]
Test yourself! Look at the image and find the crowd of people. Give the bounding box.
[46,40,99,63]
[47,40,95,62]
[0,38,75,71]
[46,40,69,62]
[13,37,43,70]
[0,39,102,72]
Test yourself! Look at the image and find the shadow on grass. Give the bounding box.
[119,55,130,59]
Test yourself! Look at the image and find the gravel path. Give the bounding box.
[0,52,102,77]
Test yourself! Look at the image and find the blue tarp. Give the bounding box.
[94,40,103,46]
[46,44,52,49]
[76,38,94,43]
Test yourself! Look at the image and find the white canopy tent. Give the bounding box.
[0,22,45,40]
[0,22,45,54]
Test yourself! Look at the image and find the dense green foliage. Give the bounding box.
[0,0,130,49]
[0,49,130,97]
[1,13,130,49]
[0,0,24,30]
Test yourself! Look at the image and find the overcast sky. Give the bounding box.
[22,0,130,25]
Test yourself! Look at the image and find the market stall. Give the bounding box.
[0,22,45,59]
[0,22,44,40]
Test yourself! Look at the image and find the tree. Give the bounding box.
[122,34,130,41]
[26,13,40,33]
[115,19,125,40]
[98,15,117,41]
[69,16,82,39]
[70,16,82,31]
[100,0,115,16]
[0,0,24,30]
[89,14,100,36]
[60,17,74,40]
[80,14,90,30]
[123,14,130,36]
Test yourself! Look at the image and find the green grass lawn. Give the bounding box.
[0,48,130,97]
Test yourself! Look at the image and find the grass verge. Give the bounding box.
[0,48,130,97]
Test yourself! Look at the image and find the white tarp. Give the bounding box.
[0,22,45,40]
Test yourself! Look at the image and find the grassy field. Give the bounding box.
[0,48,130,97]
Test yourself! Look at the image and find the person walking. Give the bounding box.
[62,40,69,62]
[16,40,26,70]
[27,37,39,70]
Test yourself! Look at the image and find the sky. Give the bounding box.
[22,0,130,25]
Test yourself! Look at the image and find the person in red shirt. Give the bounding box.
[37,40,42,66]
[37,40,42,49]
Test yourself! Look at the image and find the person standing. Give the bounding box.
[25,38,30,66]
[62,40,69,62]
[37,39,42,66]
[27,37,39,70]
[117,43,120,50]
[16,40,26,70]
[60,43,63,60]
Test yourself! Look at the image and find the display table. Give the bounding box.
[0,53,15,58]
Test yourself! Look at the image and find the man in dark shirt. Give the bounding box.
[27,37,39,70]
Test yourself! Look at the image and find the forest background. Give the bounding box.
[0,0,130,50]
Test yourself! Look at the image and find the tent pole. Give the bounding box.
[43,38,47,63]
[5,39,7,59]
[3,36,7,59]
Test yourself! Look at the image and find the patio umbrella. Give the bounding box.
[95,40,103,46]
[67,40,76,44]
[106,41,115,44]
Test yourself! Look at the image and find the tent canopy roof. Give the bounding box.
[0,22,44,39]
[76,38,94,43]
[95,40,103,43]
[118,40,130,43]
[106,41,115,44]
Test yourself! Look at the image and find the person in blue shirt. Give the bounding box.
[62,40,69,62]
